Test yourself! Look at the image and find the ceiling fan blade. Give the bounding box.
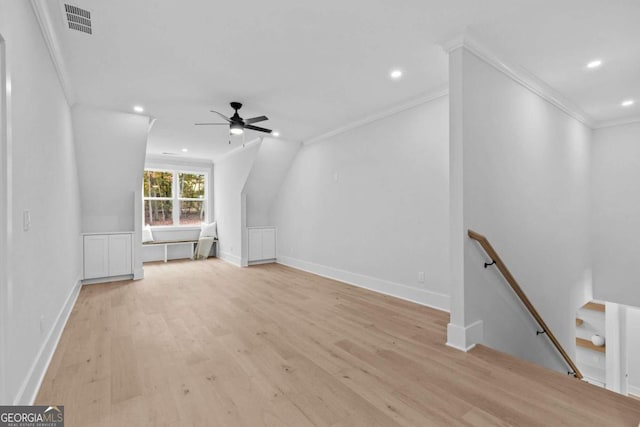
[194,122,228,126]
[210,110,231,122]
[245,115,268,124]
[245,124,272,134]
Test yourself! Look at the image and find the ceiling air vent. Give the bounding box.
[64,4,92,34]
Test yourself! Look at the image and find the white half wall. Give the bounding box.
[0,1,82,404]
[591,122,640,308]
[271,96,451,311]
[449,46,592,372]
[72,104,150,233]
[627,306,640,396]
[213,142,261,266]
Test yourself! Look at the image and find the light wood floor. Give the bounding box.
[37,259,640,426]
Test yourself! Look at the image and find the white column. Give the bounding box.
[605,302,627,394]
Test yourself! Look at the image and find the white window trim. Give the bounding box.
[143,168,209,228]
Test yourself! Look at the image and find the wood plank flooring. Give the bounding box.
[36,259,640,426]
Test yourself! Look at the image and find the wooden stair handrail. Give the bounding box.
[468,229,583,379]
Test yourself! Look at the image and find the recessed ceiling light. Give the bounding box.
[622,99,635,107]
[272,131,280,137]
[133,105,144,113]
[390,69,403,80]
[181,148,188,152]
[586,59,602,69]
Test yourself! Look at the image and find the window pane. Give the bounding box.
[178,173,205,199]
[143,171,173,198]
[144,200,173,225]
[179,200,205,225]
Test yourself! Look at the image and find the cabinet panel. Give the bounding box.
[83,233,133,280]
[84,235,109,279]
[248,229,263,261]
[109,234,132,276]
[261,228,276,260]
[248,227,276,262]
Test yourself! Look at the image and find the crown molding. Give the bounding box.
[303,85,449,146]
[593,116,640,130]
[440,34,467,54]
[147,117,157,132]
[442,33,596,129]
[30,0,75,106]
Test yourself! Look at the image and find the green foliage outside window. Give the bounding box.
[143,170,207,226]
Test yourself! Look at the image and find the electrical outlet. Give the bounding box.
[333,172,339,182]
[418,272,425,283]
[39,315,45,334]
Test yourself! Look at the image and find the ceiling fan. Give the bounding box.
[195,102,272,142]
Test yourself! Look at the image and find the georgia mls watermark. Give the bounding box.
[0,406,64,427]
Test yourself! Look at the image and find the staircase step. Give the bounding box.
[575,318,584,326]
[582,302,605,312]
[576,337,605,353]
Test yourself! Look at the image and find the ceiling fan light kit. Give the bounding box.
[230,122,244,135]
[195,102,273,140]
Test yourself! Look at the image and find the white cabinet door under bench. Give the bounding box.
[248,226,276,264]
[83,232,133,283]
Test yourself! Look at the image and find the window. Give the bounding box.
[143,170,207,226]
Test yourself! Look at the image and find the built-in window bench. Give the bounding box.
[143,239,217,263]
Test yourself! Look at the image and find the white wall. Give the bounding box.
[591,122,640,308]
[73,104,149,233]
[0,23,9,407]
[213,142,261,266]
[272,96,451,310]
[0,1,82,404]
[450,47,592,373]
[244,137,301,227]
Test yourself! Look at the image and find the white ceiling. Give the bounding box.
[37,0,640,161]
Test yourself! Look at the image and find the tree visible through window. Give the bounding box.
[143,170,206,226]
[178,173,205,225]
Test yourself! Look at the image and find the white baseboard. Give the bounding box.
[276,255,450,312]
[248,259,276,266]
[218,250,241,267]
[133,267,144,280]
[583,376,606,388]
[446,320,484,352]
[13,278,81,405]
[82,274,133,285]
[628,384,640,398]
